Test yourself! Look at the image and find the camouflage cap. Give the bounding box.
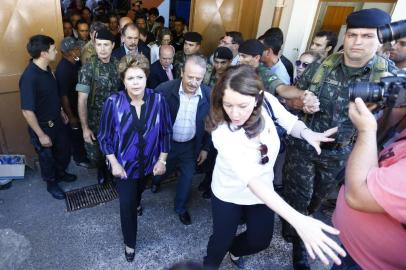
[60,37,79,53]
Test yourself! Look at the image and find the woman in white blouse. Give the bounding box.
[203,65,345,269]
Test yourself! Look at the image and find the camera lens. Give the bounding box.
[348,82,384,102]
[377,20,406,44]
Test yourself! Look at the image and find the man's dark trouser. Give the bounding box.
[203,195,275,269]
[29,118,71,182]
[199,147,217,191]
[69,126,88,163]
[282,137,351,242]
[153,139,196,214]
[116,175,149,249]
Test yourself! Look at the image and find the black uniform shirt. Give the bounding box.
[55,58,80,116]
[19,61,61,122]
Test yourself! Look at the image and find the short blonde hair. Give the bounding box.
[118,53,150,80]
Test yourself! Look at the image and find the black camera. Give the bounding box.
[378,20,406,44]
[349,20,406,108]
[349,71,406,108]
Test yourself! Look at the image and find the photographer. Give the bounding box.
[331,97,406,269]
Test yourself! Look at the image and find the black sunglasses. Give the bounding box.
[295,60,309,68]
[259,143,269,165]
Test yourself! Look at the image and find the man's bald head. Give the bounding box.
[159,45,175,69]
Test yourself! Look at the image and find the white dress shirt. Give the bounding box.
[172,82,202,142]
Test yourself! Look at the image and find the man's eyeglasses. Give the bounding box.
[259,143,269,165]
[295,60,310,68]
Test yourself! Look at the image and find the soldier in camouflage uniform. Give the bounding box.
[80,21,106,65]
[77,29,121,184]
[173,32,203,79]
[203,47,232,88]
[274,9,397,270]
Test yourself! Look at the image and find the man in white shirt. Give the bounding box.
[151,55,212,225]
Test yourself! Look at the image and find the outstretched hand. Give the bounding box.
[293,215,346,266]
[301,127,338,154]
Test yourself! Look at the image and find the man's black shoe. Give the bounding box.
[57,172,77,183]
[292,239,310,270]
[202,189,212,199]
[179,211,191,225]
[151,183,160,193]
[0,181,12,190]
[46,182,66,200]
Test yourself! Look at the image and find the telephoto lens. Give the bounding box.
[348,81,384,102]
[377,20,406,44]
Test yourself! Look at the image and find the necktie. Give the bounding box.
[165,67,173,80]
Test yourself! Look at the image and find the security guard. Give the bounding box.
[203,46,233,88]
[76,29,121,184]
[173,32,203,78]
[20,35,77,200]
[277,9,397,270]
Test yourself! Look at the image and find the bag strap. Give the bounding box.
[262,96,277,121]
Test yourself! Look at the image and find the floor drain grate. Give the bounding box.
[65,183,118,212]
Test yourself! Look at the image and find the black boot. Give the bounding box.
[292,239,310,270]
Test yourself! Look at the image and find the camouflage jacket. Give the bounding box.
[257,63,280,95]
[76,55,120,128]
[203,64,217,88]
[296,52,396,144]
[80,40,96,65]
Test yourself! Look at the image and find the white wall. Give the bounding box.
[282,0,319,62]
[256,0,276,37]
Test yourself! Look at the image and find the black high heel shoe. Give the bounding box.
[125,248,135,262]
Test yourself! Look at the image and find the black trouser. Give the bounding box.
[68,126,88,163]
[116,175,149,249]
[203,195,275,269]
[199,147,217,191]
[29,118,71,182]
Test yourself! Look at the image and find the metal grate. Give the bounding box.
[65,183,118,212]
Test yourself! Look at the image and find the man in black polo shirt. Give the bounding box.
[20,35,77,200]
[56,36,91,169]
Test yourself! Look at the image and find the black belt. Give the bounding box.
[320,141,352,150]
[173,137,195,144]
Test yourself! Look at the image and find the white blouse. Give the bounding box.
[211,93,298,205]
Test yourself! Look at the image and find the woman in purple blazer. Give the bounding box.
[98,53,172,262]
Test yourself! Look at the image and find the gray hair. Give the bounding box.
[183,54,207,71]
